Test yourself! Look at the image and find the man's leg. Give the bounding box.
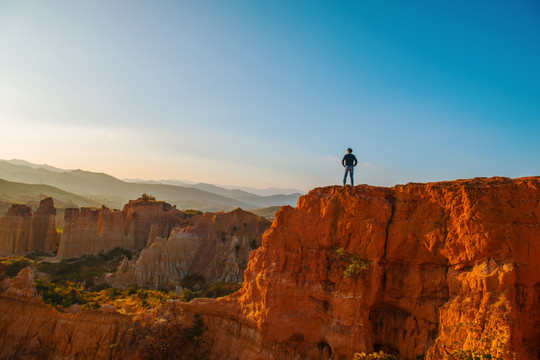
[343,168,348,186]
[350,167,354,186]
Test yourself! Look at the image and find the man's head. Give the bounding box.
[347,148,352,153]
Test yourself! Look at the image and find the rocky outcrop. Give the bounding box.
[180,177,540,360]
[0,297,131,360]
[0,266,131,360]
[0,197,58,255]
[57,200,185,259]
[111,208,271,290]
[5,267,37,298]
[32,197,57,252]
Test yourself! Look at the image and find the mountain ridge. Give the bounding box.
[0,160,300,212]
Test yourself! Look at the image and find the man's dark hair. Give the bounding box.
[347,148,353,153]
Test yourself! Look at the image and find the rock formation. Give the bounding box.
[57,200,185,259]
[5,267,37,298]
[0,177,538,360]
[111,208,271,290]
[0,264,9,294]
[179,177,540,360]
[0,297,131,359]
[0,197,58,255]
[31,197,57,252]
[0,265,131,360]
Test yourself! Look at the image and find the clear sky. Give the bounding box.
[1,1,539,191]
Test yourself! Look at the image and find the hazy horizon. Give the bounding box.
[1,1,539,190]
[3,158,306,194]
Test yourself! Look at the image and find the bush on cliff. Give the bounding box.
[344,256,369,278]
[353,351,397,360]
[331,248,369,279]
[0,257,31,278]
[442,321,516,360]
[138,193,156,202]
[37,247,132,283]
[35,278,86,309]
[129,304,208,360]
[183,209,203,218]
[34,277,180,312]
[199,281,241,298]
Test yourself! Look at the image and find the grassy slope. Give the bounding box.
[0,178,101,212]
[251,206,282,221]
[0,161,257,211]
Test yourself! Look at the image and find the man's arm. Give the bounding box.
[353,155,358,167]
[342,156,346,167]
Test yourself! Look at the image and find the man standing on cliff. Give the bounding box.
[342,148,358,186]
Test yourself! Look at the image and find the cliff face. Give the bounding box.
[111,208,271,290]
[57,200,185,259]
[0,264,9,294]
[32,197,57,252]
[181,177,540,360]
[0,198,58,255]
[0,267,131,360]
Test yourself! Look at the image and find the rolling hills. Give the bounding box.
[0,160,301,213]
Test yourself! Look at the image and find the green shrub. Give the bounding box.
[130,304,208,359]
[200,282,241,298]
[331,249,369,279]
[1,257,31,278]
[37,247,131,283]
[183,314,206,342]
[106,287,123,299]
[354,351,397,360]
[34,278,86,310]
[181,288,194,302]
[333,248,346,260]
[138,193,156,202]
[80,301,100,310]
[182,209,202,218]
[344,257,369,278]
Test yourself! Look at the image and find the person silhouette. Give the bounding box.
[342,148,358,186]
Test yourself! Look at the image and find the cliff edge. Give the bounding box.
[181,177,540,360]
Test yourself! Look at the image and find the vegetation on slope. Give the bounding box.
[1,247,241,314]
[0,159,300,211]
[0,178,101,213]
[251,205,281,221]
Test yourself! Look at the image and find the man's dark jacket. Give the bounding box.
[342,154,358,167]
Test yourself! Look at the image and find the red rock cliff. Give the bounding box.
[0,267,131,360]
[111,208,271,289]
[57,200,185,259]
[181,177,540,360]
[0,198,58,255]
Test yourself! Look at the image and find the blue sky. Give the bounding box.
[1,1,539,191]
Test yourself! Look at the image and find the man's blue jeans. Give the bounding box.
[343,166,354,186]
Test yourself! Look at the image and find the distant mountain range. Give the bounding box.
[0,159,303,212]
[123,178,302,197]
